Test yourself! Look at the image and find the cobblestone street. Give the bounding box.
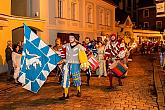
[0,55,160,110]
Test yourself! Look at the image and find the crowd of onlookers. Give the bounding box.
[5,41,23,83]
[139,41,165,55]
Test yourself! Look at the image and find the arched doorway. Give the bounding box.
[12,26,42,44]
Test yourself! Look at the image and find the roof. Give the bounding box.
[103,0,117,7]
[115,8,129,24]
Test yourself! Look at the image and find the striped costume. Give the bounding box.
[105,40,126,87]
[105,41,121,67]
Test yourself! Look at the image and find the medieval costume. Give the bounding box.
[60,34,89,100]
[105,34,127,89]
[83,37,98,86]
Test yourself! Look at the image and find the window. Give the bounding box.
[58,0,63,18]
[144,22,149,28]
[106,11,110,26]
[143,9,149,18]
[156,21,162,29]
[71,2,76,20]
[100,9,104,25]
[87,6,92,23]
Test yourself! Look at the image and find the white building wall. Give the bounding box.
[46,0,116,45]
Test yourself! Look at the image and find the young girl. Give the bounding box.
[12,44,22,84]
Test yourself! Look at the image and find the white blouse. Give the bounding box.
[12,52,22,68]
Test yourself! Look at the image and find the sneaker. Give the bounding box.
[77,91,81,97]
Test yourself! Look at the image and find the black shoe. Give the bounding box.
[109,86,114,90]
[77,91,81,97]
[59,93,69,100]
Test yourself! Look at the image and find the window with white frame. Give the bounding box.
[144,22,149,28]
[143,9,149,18]
[58,0,63,18]
[71,2,76,20]
[156,21,162,29]
[87,6,92,23]
[100,9,104,25]
[107,11,110,26]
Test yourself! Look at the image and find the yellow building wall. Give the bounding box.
[0,0,11,15]
[0,18,46,73]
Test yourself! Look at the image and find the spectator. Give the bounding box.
[12,44,22,84]
[5,41,13,81]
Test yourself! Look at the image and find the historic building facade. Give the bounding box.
[46,0,116,45]
[136,0,165,43]
[0,0,116,73]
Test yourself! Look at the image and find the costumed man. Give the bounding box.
[53,38,65,84]
[104,34,126,89]
[83,37,98,86]
[60,33,89,100]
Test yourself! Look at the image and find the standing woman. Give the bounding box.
[12,44,22,84]
[96,41,107,78]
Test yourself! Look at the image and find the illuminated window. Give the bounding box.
[107,11,111,26]
[100,9,104,25]
[58,0,63,18]
[71,2,76,20]
[87,6,92,23]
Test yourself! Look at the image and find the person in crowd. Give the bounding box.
[60,33,88,100]
[96,41,107,78]
[159,41,165,70]
[83,37,98,86]
[104,34,126,89]
[17,41,23,54]
[12,44,22,84]
[53,38,64,84]
[5,41,13,81]
[154,41,159,53]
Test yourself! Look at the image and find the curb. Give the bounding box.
[153,61,165,110]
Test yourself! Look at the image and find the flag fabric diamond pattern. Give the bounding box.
[18,24,61,93]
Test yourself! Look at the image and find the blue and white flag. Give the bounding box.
[18,24,61,93]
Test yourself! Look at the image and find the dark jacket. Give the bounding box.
[5,46,12,62]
